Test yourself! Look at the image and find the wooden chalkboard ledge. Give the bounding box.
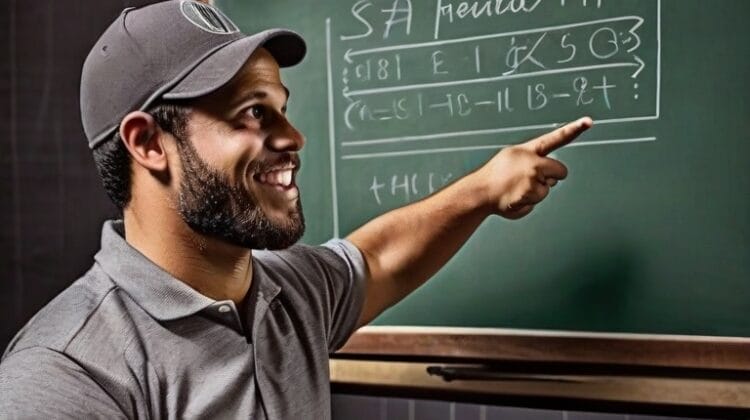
[335,326,750,372]
[329,359,750,416]
[331,327,750,415]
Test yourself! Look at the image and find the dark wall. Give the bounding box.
[0,0,164,349]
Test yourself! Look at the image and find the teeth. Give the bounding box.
[257,169,293,187]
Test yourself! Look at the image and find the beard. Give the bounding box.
[174,137,305,250]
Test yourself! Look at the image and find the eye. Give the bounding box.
[245,105,265,121]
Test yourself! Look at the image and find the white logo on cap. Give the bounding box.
[180,0,239,34]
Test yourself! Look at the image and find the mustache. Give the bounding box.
[248,153,301,174]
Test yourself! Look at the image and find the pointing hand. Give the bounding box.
[477,117,593,219]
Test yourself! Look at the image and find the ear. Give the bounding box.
[119,111,169,172]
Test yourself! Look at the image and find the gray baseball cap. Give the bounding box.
[81,0,306,149]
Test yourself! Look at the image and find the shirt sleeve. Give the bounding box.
[320,239,368,351]
[0,347,127,419]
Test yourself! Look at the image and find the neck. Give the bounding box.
[122,208,253,305]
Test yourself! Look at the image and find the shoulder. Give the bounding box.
[0,346,126,418]
[254,239,365,281]
[253,240,366,301]
[1,346,87,380]
[255,240,368,351]
[3,263,117,358]
[253,240,366,319]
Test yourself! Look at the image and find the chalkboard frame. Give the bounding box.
[336,327,750,372]
[331,327,750,414]
[330,357,750,416]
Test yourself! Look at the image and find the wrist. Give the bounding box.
[457,168,495,217]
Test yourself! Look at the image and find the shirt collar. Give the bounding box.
[94,220,218,321]
[94,220,283,331]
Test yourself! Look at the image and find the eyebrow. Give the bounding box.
[230,86,290,112]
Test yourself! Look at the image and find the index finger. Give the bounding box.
[526,117,593,156]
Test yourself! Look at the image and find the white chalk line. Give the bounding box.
[346,15,644,58]
[342,115,658,147]
[340,137,657,160]
[326,18,340,238]
[346,62,641,97]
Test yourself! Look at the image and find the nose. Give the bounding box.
[267,114,305,153]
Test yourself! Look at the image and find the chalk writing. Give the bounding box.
[369,172,454,205]
[330,0,659,160]
[325,0,660,232]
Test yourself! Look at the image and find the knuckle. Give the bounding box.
[508,146,524,157]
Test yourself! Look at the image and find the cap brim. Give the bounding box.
[163,28,305,100]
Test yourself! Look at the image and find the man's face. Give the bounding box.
[173,48,306,250]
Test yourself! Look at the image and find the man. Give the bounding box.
[0,0,591,418]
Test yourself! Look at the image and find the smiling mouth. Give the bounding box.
[254,165,296,190]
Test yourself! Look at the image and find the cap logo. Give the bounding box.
[180,1,239,34]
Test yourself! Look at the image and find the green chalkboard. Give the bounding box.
[216,0,750,336]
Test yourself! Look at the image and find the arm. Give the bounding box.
[347,117,593,327]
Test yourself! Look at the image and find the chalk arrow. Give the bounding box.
[631,55,645,79]
[342,86,353,101]
[344,48,354,64]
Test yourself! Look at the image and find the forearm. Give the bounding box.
[347,170,490,325]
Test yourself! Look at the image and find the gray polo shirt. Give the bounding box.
[0,220,366,419]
